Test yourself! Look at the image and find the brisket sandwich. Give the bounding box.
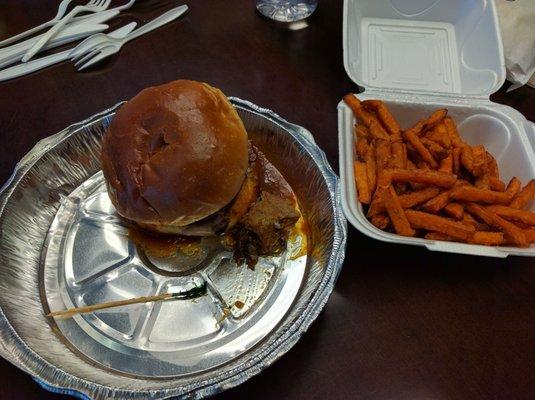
[101,80,300,267]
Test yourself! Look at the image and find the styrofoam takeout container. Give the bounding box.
[338,0,535,257]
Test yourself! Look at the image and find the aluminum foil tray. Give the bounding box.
[0,98,347,399]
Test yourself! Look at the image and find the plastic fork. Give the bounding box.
[71,0,137,23]
[71,5,188,71]
[0,23,109,70]
[0,23,137,82]
[0,0,74,48]
[22,0,112,62]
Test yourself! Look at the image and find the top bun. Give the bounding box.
[101,80,249,231]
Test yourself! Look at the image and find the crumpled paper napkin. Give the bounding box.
[496,0,535,91]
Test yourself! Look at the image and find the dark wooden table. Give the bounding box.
[1,1,534,399]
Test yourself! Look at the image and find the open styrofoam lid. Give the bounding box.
[343,0,506,97]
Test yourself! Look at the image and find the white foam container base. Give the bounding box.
[339,0,535,257]
[339,93,535,258]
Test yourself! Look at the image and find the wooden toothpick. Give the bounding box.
[47,282,207,319]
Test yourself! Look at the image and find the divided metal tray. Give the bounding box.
[0,98,346,399]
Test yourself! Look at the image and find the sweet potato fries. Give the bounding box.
[344,94,535,247]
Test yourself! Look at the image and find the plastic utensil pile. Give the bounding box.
[0,1,188,82]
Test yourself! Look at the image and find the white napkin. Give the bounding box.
[496,0,535,91]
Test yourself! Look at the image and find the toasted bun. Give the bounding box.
[101,80,249,230]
